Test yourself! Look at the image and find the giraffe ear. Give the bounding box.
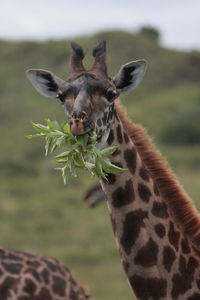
[113,60,147,93]
[26,69,65,99]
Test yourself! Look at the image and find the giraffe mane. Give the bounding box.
[115,99,200,249]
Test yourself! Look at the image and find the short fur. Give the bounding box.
[115,99,200,249]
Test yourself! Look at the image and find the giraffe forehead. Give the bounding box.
[65,74,111,95]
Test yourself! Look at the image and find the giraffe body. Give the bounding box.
[0,247,89,300]
[26,41,200,299]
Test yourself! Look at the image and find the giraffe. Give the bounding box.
[0,246,89,299]
[26,41,200,300]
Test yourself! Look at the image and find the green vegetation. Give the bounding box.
[27,120,124,183]
[0,29,200,300]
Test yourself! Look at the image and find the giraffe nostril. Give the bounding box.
[71,112,77,119]
[71,111,88,121]
[80,111,88,121]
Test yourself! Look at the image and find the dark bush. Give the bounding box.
[161,101,200,145]
[139,26,160,43]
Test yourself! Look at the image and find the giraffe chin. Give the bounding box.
[70,127,89,136]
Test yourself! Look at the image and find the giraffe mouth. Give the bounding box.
[69,119,94,136]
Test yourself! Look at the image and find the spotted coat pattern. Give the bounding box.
[0,248,89,300]
[101,115,200,300]
[26,40,200,299]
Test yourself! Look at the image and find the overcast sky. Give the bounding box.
[0,0,200,50]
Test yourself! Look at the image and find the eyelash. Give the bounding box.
[57,87,76,104]
[57,93,65,104]
[105,90,118,102]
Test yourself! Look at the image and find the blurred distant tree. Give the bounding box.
[139,26,160,43]
[189,51,200,67]
[161,100,200,145]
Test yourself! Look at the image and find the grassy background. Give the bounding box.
[0,28,200,299]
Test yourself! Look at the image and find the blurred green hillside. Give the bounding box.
[0,28,200,300]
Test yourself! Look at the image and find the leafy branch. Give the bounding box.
[27,119,125,184]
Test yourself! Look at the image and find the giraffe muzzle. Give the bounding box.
[69,111,89,135]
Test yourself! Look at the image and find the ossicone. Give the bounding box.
[71,42,85,59]
[69,42,86,78]
[91,40,107,76]
[92,40,106,58]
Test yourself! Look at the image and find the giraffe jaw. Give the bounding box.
[96,129,110,149]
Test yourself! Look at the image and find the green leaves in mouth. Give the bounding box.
[27,119,125,184]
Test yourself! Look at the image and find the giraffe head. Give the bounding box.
[26,41,146,145]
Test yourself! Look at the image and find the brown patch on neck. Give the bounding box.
[115,99,200,250]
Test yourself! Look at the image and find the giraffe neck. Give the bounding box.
[100,114,200,300]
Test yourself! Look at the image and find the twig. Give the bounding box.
[80,150,95,177]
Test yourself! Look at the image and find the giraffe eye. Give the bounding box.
[56,92,65,104]
[105,89,118,102]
